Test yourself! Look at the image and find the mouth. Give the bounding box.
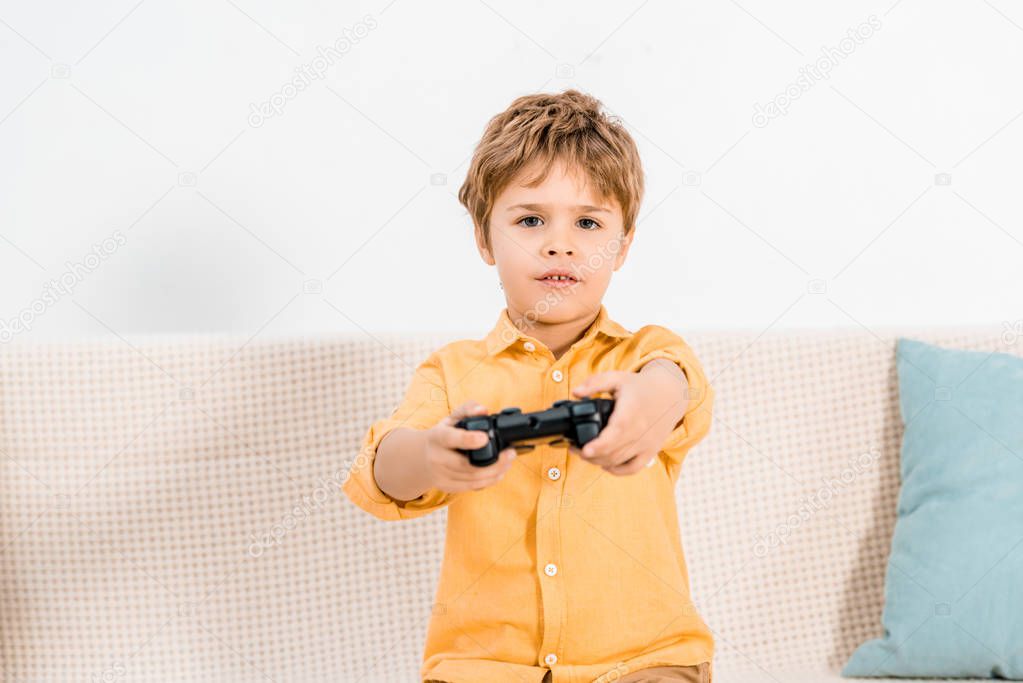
[536,269,581,288]
[540,271,581,288]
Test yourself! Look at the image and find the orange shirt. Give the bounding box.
[342,304,715,683]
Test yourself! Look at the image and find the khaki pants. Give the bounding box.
[547,661,710,683]
[427,660,711,683]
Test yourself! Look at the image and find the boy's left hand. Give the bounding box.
[570,366,687,476]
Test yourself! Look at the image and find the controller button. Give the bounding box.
[570,403,596,417]
[499,407,522,415]
[551,370,563,382]
[544,563,558,576]
[576,423,600,444]
[464,418,490,430]
[547,466,561,481]
[552,400,571,408]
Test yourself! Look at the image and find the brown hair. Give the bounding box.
[458,89,645,254]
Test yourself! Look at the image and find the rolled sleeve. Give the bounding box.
[629,326,715,467]
[342,351,460,521]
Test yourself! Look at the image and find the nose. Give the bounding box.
[542,223,575,256]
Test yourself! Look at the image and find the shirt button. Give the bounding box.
[544,653,558,666]
[547,466,561,481]
[523,341,536,352]
[551,369,563,382]
[544,563,558,576]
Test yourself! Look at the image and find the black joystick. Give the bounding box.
[455,398,615,467]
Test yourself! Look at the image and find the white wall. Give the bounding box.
[2,0,1021,345]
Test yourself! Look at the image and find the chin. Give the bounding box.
[520,301,587,323]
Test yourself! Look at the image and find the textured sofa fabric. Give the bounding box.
[0,326,1014,682]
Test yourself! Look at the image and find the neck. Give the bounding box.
[507,305,600,360]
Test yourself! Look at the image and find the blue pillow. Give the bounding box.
[842,337,1023,678]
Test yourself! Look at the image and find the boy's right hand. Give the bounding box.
[422,401,517,494]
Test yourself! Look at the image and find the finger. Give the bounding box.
[497,446,518,473]
[434,453,491,481]
[605,453,647,476]
[587,435,639,469]
[444,401,473,424]
[587,414,646,464]
[465,448,516,488]
[444,400,488,425]
[572,371,626,398]
[442,466,496,484]
[605,461,641,476]
[611,451,641,469]
[579,423,623,459]
[438,444,513,479]
[436,424,491,452]
[573,371,623,395]
[578,398,629,457]
[607,435,642,464]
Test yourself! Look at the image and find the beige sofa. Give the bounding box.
[0,324,1012,682]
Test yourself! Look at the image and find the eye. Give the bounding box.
[578,217,601,230]
[517,216,543,228]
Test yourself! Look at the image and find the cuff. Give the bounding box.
[342,419,458,522]
[628,328,715,466]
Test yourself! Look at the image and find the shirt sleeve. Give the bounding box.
[342,350,461,521]
[627,325,715,467]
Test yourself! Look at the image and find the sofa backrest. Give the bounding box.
[0,325,1014,680]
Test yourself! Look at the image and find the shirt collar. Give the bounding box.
[484,304,632,357]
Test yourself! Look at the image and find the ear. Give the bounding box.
[475,223,495,265]
[612,229,632,270]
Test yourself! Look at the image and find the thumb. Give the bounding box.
[445,400,488,425]
[573,371,625,397]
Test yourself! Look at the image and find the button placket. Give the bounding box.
[537,356,567,673]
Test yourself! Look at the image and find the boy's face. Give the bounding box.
[477,157,632,325]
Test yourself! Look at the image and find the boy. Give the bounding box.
[342,89,715,683]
